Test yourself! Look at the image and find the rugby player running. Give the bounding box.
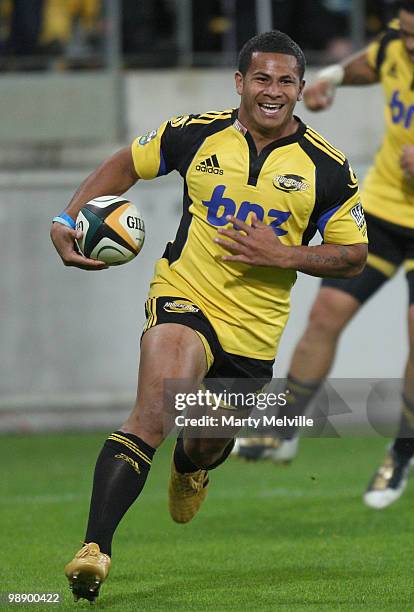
[50,30,367,603]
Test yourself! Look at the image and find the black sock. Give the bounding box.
[84,431,155,556]
[276,374,320,439]
[206,438,235,470]
[173,437,235,473]
[173,436,200,473]
[392,395,414,459]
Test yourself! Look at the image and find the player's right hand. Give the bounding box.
[50,222,108,270]
[303,80,336,111]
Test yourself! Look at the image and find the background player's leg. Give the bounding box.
[280,257,396,438]
[274,287,360,440]
[287,242,399,418]
[234,264,392,463]
[364,282,414,509]
[233,287,360,463]
[289,287,360,381]
[282,267,394,442]
[82,323,208,555]
[393,302,414,456]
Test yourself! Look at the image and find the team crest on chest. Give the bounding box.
[273,174,310,193]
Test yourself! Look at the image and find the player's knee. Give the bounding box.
[184,438,225,469]
[123,399,166,446]
[306,293,350,339]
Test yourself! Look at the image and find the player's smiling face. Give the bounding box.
[235,52,304,140]
[400,9,414,63]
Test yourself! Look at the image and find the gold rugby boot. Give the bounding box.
[64,542,111,602]
[168,460,209,523]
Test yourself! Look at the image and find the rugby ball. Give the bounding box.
[76,196,145,266]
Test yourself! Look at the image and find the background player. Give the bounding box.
[235,1,414,509]
[50,31,367,602]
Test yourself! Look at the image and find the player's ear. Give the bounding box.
[297,79,305,101]
[235,71,244,95]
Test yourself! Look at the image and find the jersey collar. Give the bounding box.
[232,108,306,152]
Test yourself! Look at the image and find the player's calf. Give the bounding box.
[183,436,233,469]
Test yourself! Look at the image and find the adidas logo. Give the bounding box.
[196,154,223,175]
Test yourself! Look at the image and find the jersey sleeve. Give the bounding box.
[316,160,368,245]
[366,20,400,73]
[131,114,192,180]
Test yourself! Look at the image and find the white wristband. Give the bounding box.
[315,64,345,87]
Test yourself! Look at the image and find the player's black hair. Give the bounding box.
[399,1,414,13]
[238,30,306,80]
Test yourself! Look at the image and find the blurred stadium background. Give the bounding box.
[0,0,406,433]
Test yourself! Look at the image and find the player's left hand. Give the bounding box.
[400,146,414,179]
[214,214,291,267]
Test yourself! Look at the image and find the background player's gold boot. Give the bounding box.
[168,461,209,523]
[64,542,111,602]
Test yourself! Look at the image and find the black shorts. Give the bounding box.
[322,212,414,304]
[143,295,274,394]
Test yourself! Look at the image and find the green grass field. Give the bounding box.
[1,433,413,611]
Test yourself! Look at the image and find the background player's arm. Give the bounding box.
[215,215,367,278]
[304,49,378,111]
[50,147,139,270]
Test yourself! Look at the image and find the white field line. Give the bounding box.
[0,493,83,505]
[0,487,360,506]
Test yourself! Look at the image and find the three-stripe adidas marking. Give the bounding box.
[108,433,152,466]
[195,154,223,175]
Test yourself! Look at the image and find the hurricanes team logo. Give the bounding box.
[163,300,200,314]
[273,174,310,192]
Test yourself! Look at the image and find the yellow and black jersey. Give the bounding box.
[365,19,414,227]
[132,110,367,360]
